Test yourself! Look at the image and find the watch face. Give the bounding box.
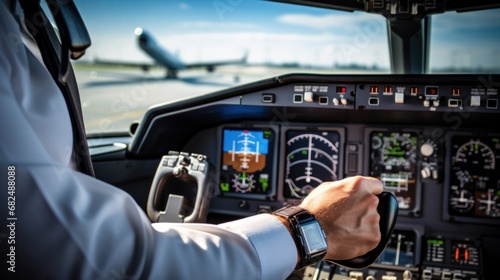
[300,220,327,254]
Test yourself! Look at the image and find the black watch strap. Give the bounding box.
[273,205,327,270]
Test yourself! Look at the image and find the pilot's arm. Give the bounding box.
[1,1,296,279]
[0,1,381,279]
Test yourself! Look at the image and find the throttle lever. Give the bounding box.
[325,192,398,269]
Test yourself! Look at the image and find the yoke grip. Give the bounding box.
[325,191,398,269]
[147,152,212,223]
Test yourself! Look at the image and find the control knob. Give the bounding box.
[420,139,439,180]
[420,142,435,157]
[403,270,412,280]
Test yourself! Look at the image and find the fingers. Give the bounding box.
[357,175,384,195]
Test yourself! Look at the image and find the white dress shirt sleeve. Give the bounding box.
[0,1,297,279]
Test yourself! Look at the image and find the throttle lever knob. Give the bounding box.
[180,156,191,166]
[172,166,186,177]
[173,156,191,177]
[325,192,398,269]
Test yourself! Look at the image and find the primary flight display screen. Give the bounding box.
[220,128,274,195]
[283,129,341,199]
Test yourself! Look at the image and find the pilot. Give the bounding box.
[0,0,382,279]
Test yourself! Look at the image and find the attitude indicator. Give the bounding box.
[220,128,274,194]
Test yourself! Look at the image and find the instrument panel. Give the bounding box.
[137,74,500,279]
[444,133,500,223]
[212,124,499,279]
[216,124,500,225]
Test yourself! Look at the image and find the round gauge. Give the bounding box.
[284,131,340,199]
[455,170,473,187]
[476,189,500,217]
[450,189,475,213]
[381,133,417,169]
[454,139,495,171]
[372,135,383,150]
[448,136,500,220]
[232,173,255,193]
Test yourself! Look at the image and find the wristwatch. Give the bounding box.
[273,205,328,270]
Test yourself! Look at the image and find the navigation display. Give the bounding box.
[369,131,419,211]
[283,129,341,199]
[376,229,417,267]
[447,135,500,221]
[220,128,274,195]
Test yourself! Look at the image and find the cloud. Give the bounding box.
[160,31,390,68]
[277,12,385,30]
[177,2,190,10]
[178,21,259,30]
[432,9,500,32]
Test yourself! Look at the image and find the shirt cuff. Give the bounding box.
[220,213,297,280]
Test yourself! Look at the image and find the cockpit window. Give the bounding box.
[72,1,498,135]
[429,8,500,73]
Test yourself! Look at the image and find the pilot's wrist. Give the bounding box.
[272,205,328,270]
[271,212,302,267]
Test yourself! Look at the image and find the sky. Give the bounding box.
[72,0,500,71]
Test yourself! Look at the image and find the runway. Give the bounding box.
[74,64,380,135]
[75,65,267,134]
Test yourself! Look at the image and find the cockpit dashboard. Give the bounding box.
[115,74,500,279]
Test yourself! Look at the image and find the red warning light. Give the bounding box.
[426,86,438,96]
[337,86,347,94]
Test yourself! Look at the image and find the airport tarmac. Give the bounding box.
[74,64,381,135]
[75,65,262,134]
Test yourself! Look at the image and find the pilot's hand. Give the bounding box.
[299,176,383,261]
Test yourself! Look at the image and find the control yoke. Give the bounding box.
[326,192,399,269]
[147,151,213,223]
